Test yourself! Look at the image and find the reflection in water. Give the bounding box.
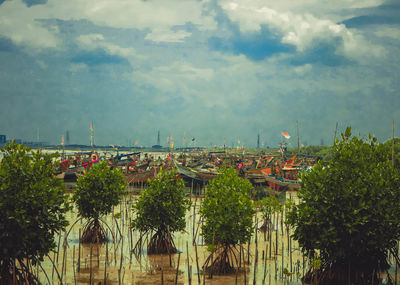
[37,191,305,284]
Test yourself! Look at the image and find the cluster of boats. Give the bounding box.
[56,150,317,191]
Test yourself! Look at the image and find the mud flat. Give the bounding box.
[37,191,306,284]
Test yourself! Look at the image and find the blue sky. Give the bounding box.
[0,0,399,147]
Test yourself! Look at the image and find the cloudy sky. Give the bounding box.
[0,0,399,147]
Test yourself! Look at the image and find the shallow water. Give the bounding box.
[37,191,305,284]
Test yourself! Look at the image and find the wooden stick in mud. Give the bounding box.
[255,215,258,263]
[282,238,284,279]
[104,242,108,285]
[290,230,293,276]
[51,251,56,281]
[60,244,67,282]
[56,233,62,264]
[89,245,93,285]
[73,245,76,285]
[247,240,250,264]
[275,213,279,256]
[119,238,124,284]
[253,249,257,285]
[175,252,181,285]
[187,241,192,285]
[192,199,196,241]
[239,246,242,268]
[194,241,201,284]
[243,251,247,285]
[263,244,267,283]
[78,229,81,272]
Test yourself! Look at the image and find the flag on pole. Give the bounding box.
[281,131,291,139]
[61,136,64,146]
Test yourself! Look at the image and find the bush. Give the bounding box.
[132,168,191,254]
[73,161,126,243]
[0,142,69,284]
[288,128,400,284]
[200,166,255,274]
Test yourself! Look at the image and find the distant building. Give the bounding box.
[0,134,6,144]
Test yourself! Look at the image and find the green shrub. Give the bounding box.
[0,142,69,283]
[132,168,191,254]
[200,166,255,274]
[73,161,126,243]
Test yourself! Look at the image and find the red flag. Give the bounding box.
[281,131,291,139]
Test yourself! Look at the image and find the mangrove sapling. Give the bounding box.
[258,195,282,233]
[131,168,192,254]
[288,128,400,284]
[0,142,70,284]
[73,161,127,243]
[200,167,255,275]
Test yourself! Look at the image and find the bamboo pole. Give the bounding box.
[195,241,201,284]
[175,252,181,285]
[104,241,108,285]
[89,245,93,285]
[73,245,76,285]
[187,241,192,285]
[78,229,81,272]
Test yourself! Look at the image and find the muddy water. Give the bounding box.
[37,191,305,284]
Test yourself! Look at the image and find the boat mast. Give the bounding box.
[296,120,299,155]
[393,119,395,167]
[90,121,94,154]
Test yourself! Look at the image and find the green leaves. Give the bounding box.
[288,128,400,274]
[131,169,191,233]
[200,167,255,246]
[0,141,69,264]
[73,161,126,220]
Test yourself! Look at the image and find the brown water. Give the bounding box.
[36,191,305,284]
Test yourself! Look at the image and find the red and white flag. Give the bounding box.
[281,131,291,139]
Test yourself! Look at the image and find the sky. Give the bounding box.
[0,0,399,147]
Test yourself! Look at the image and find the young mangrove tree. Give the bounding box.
[73,161,126,243]
[200,166,255,274]
[288,128,400,284]
[131,168,191,254]
[0,142,69,284]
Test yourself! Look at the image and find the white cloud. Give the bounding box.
[220,0,384,60]
[293,63,312,75]
[0,0,60,50]
[76,33,145,62]
[0,0,217,50]
[144,29,192,43]
[135,61,215,92]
